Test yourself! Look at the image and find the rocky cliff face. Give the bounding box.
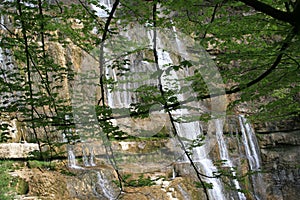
[257,128,300,200]
[3,117,300,200]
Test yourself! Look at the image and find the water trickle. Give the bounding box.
[215,119,246,200]
[94,171,117,200]
[239,115,266,200]
[177,184,191,200]
[0,47,20,108]
[92,0,113,18]
[239,116,261,171]
[67,146,83,169]
[82,146,96,167]
[0,15,4,30]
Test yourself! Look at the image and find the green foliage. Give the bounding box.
[27,160,56,170]
[0,161,17,200]
[0,3,299,195]
[195,181,213,189]
[165,0,299,122]
[16,178,29,195]
[0,123,12,143]
[121,174,155,187]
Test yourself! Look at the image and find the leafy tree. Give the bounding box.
[162,0,299,122]
[0,0,299,198]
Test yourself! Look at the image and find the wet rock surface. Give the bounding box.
[258,129,300,200]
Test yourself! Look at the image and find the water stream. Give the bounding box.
[174,119,226,200]
[239,115,266,200]
[67,146,83,169]
[215,119,246,200]
[75,1,266,199]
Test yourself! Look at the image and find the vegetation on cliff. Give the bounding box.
[0,0,299,199]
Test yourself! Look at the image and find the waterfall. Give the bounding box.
[239,115,266,200]
[67,146,83,169]
[164,26,227,199]
[215,119,246,200]
[239,116,261,170]
[102,18,228,199]
[94,171,117,200]
[92,0,113,18]
[174,120,226,200]
[0,47,19,108]
[91,1,251,199]
[83,146,96,167]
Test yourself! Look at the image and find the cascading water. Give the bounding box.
[239,116,261,171]
[239,115,266,200]
[94,171,117,200]
[174,120,226,200]
[215,119,246,200]
[168,25,228,199]
[87,1,267,199]
[92,0,113,18]
[83,146,96,167]
[68,146,83,169]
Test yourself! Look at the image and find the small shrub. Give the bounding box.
[16,178,29,195]
[28,160,56,170]
[123,174,155,187]
[60,169,76,176]
[0,161,16,200]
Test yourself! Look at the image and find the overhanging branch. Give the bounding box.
[225,28,296,95]
[238,0,295,25]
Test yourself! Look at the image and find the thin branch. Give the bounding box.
[226,28,297,95]
[203,3,219,39]
[16,0,43,159]
[283,53,300,69]
[77,0,104,30]
[152,2,210,199]
[98,0,120,106]
[93,0,124,195]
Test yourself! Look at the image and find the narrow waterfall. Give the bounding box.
[94,171,117,200]
[68,146,82,169]
[168,26,227,199]
[83,146,96,167]
[174,120,226,200]
[239,116,261,170]
[215,119,246,200]
[239,115,266,200]
[0,47,19,108]
[92,0,113,18]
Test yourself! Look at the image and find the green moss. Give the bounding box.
[0,160,16,200]
[16,178,29,195]
[28,160,56,170]
[122,174,155,187]
[60,169,76,176]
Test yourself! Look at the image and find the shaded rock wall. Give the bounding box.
[257,129,300,200]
